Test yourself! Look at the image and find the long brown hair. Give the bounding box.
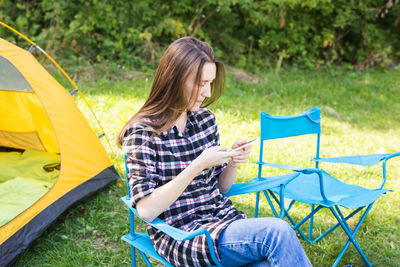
[117,37,226,146]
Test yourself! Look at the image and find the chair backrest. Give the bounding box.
[260,107,321,140]
[258,107,322,172]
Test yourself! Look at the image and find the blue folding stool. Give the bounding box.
[250,107,399,267]
[121,155,297,266]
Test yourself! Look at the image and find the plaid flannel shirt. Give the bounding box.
[123,108,246,267]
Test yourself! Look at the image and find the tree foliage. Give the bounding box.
[1,0,399,71]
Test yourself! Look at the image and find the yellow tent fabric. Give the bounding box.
[0,90,58,152]
[0,37,118,264]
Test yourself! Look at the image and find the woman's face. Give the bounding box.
[184,62,216,112]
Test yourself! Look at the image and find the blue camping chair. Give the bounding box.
[250,107,399,267]
[121,155,297,267]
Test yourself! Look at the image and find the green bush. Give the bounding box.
[1,0,399,71]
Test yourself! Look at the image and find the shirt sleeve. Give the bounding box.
[122,125,158,207]
[207,110,227,176]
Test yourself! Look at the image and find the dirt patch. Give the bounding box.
[80,234,119,250]
[321,105,341,119]
[92,235,105,249]
[123,70,143,80]
[226,66,268,85]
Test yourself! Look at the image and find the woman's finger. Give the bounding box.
[231,140,247,150]
[234,153,251,159]
[215,146,228,152]
[234,151,251,158]
[232,157,249,162]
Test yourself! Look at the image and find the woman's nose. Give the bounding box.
[202,83,211,97]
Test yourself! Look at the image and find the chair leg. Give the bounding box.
[278,186,286,218]
[265,190,295,217]
[265,190,314,242]
[330,206,373,267]
[255,191,260,217]
[308,205,315,240]
[128,208,136,267]
[138,250,153,267]
[131,246,136,267]
[291,205,323,243]
[312,207,364,244]
[263,190,279,217]
[262,191,372,250]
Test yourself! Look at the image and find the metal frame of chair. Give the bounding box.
[251,107,399,267]
[121,154,298,266]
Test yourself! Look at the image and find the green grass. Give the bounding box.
[15,67,400,267]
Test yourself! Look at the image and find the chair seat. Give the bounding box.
[256,170,389,209]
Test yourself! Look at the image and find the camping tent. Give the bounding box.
[0,37,119,266]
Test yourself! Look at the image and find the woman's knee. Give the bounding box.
[259,218,311,266]
[266,217,293,234]
[256,217,297,246]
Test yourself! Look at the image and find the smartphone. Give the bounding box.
[230,138,257,152]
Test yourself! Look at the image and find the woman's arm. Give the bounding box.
[218,163,238,194]
[136,146,237,222]
[218,140,252,194]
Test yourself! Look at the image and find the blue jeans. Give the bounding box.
[217,217,312,267]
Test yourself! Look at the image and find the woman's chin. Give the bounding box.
[189,105,201,112]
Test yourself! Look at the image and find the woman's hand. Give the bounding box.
[229,140,252,168]
[193,146,238,170]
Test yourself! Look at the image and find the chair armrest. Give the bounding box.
[311,152,400,166]
[224,173,299,197]
[121,196,207,241]
[121,196,223,266]
[122,157,223,266]
[311,152,400,189]
[253,161,321,173]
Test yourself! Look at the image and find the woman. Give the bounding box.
[118,37,311,267]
